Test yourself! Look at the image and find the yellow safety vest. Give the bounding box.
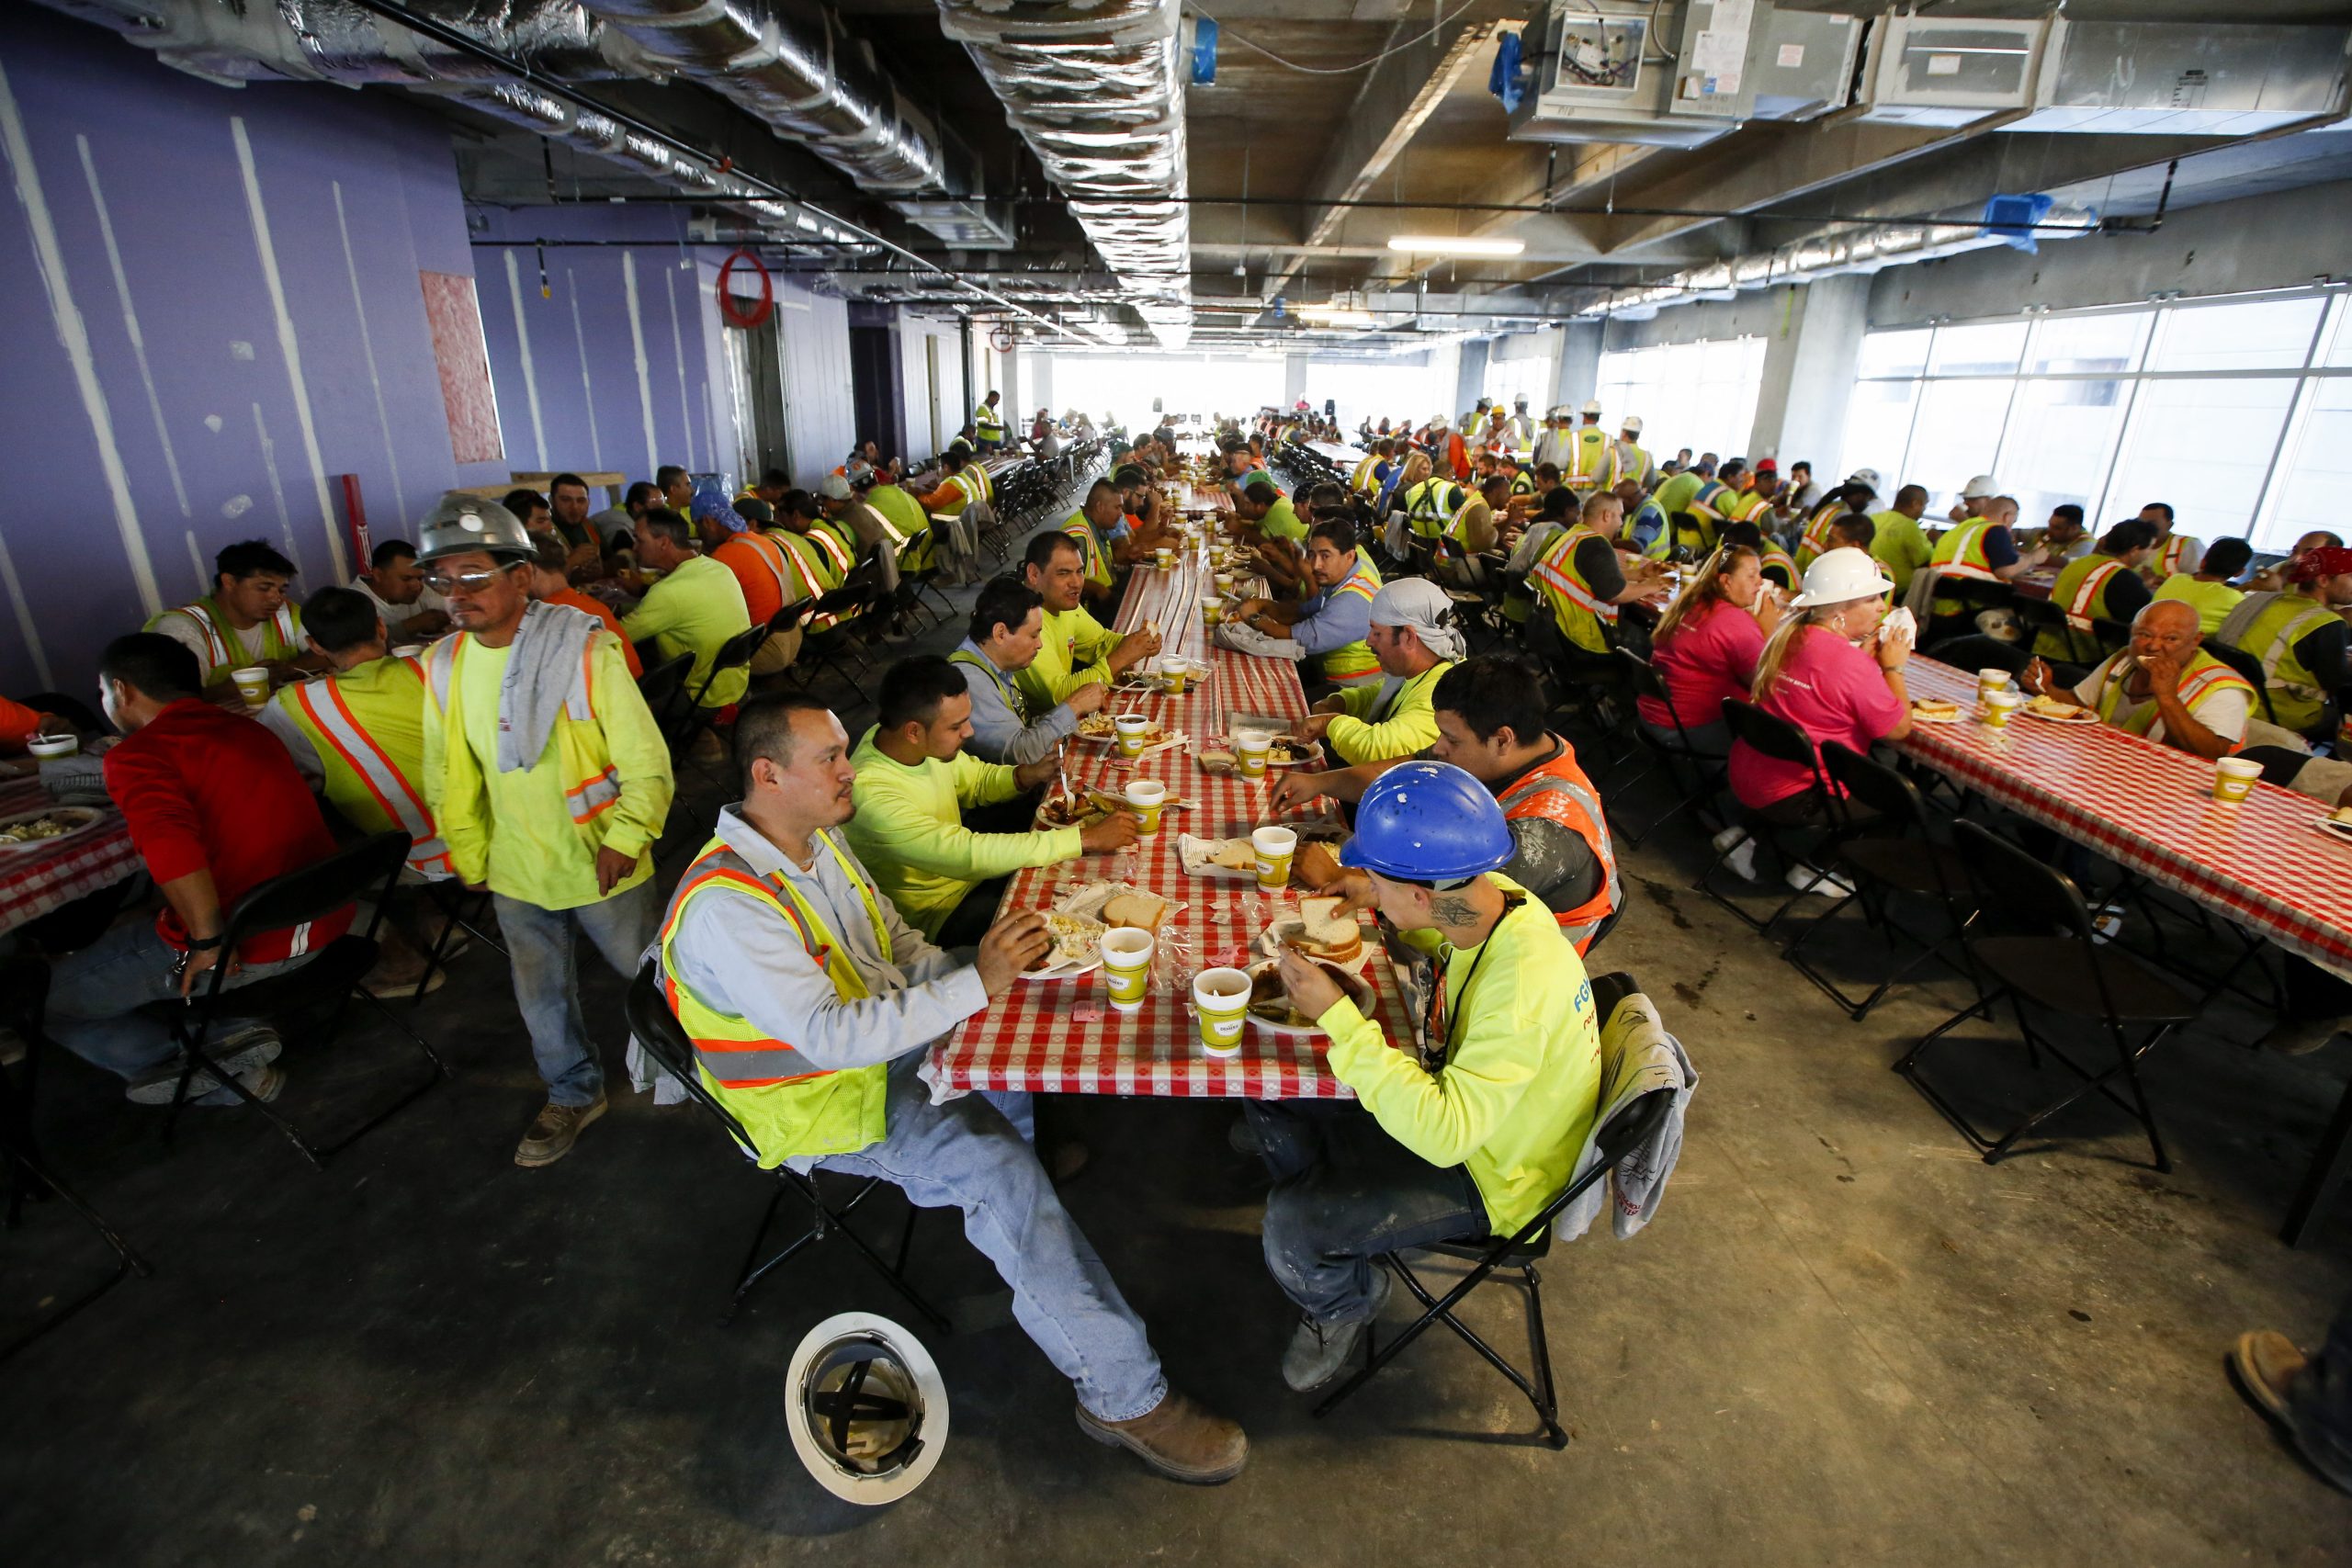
[1796,497,1849,569]
[974,402,1004,441]
[1063,511,1113,588]
[1606,441,1651,491]
[2091,651,2255,749]
[656,831,892,1164]
[1758,543,1799,592]
[1532,525,1619,654]
[2154,533,2198,579]
[1402,478,1471,543]
[423,630,622,831]
[276,656,451,879]
[2222,592,2342,733]
[1315,567,1384,684]
[2056,556,2128,633]
[145,597,302,685]
[1929,520,2002,583]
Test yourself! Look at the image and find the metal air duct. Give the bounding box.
[937,0,1193,348]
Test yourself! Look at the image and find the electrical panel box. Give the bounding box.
[1748,7,1860,123]
[1507,0,1763,150]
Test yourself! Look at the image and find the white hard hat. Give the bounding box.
[1960,473,2000,500]
[1621,415,1643,435]
[1847,468,1881,491]
[819,472,854,502]
[1582,400,1603,417]
[1513,394,1529,406]
[1432,413,1452,430]
[786,1313,948,1505]
[1791,547,1895,608]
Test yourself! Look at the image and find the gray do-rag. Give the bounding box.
[1370,577,1468,661]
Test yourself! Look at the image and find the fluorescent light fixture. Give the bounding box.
[1297,307,1374,327]
[1386,234,1525,257]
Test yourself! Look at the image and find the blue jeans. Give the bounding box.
[1246,1098,1487,1327]
[46,919,316,1102]
[2291,1294,2352,1491]
[494,882,658,1108]
[807,1056,1165,1423]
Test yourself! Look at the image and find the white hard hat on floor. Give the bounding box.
[1960,473,2000,500]
[1621,415,1643,434]
[1792,547,1896,608]
[786,1313,948,1506]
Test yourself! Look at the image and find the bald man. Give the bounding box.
[2020,599,2256,761]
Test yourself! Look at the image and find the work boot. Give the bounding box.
[514,1095,606,1168]
[126,1026,283,1105]
[2231,1330,2306,1425]
[1281,1268,1392,1393]
[2264,1020,2346,1057]
[1075,1390,1249,1484]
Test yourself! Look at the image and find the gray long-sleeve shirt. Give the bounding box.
[659,806,987,1073]
[953,637,1079,766]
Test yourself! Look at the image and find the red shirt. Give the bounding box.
[104,699,355,962]
[1,694,51,750]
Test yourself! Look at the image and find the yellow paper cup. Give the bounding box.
[1982,691,2023,729]
[1155,549,1175,570]
[1192,966,1252,1055]
[1235,734,1271,780]
[1114,714,1152,758]
[1215,572,1236,594]
[1102,927,1155,1011]
[1251,825,1297,891]
[230,666,270,708]
[1159,662,1188,694]
[1124,778,1167,834]
[2213,756,2262,803]
[1201,596,1223,626]
[1976,667,2013,705]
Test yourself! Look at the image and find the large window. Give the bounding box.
[1596,336,1767,462]
[1047,353,1286,435]
[1306,358,1450,434]
[1842,288,2352,551]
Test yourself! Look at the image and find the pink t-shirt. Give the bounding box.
[1640,598,1765,732]
[1728,627,1907,808]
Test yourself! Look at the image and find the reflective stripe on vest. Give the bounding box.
[423,616,609,823]
[657,833,888,1089]
[1063,514,1108,581]
[154,598,300,675]
[949,648,1031,725]
[287,663,452,878]
[2158,534,2194,577]
[1316,572,1384,682]
[1404,479,1468,540]
[1567,427,1608,483]
[803,524,853,577]
[1498,751,1619,955]
[1759,545,1799,587]
[2254,600,2342,702]
[2095,653,2255,744]
[1931,520,2000,583]
[1533,526,1620,623]
[727,531,796,612]
[2062,558,2127,632]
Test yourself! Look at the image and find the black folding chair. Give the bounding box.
[143,830,451,1168]
[2010,597,2095,667]
[624,963,945,1329]
[792,579,885,704]
[1313,975,1678,1448]
[1608,648,1727,848]
[2201,636,2276,725]
[670,621,773,759]
[2283,1052,2352,1247]
[1894,820,2200,1170]
[1781,742,1981,1021]
[0,958,152,1361]
[634,651,694,745]
[1696,699,1843,937]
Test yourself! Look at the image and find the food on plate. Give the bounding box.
[1910,697,1959,721]
[2333,805,2352,826]
[0,812,75,845]
[1077,712,1116,739]
[1102,890,1171,934]
[2026,694,2082,719]
[1294,841,1342,891]
[1280,896,1364,965]
[1035,791,1102,829]
[1264,738,1317,766]
[1249,961,1355,1028]
[1040,910,1104,968]
[1198,747,1237,774]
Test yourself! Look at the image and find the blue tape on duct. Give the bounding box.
[1488,31,1526,113]
[1981,192,2054,254]
[1190,17,1218,85]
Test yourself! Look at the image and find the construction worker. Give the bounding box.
[623,511,753,711]
[1647,461,1740,558]
[1619,478,1669,557]
[1432,413,1472,482]
[953,577,1108,767]
[2017,502,2094,567]
[1292,579,1463,766]
[706,502,804,676]
[1231,470,1306,547]
[1059,478,1122,604]
[1506,395,1536,454]
[1534,491,1666,663]
[1015,530,1159,711]
[1604,415,1652,491]
[2152,536,2253,636]
[2032,520,2157,661]
[2214,545,2352,739]
[973,389,1005,452]
[1923,492,2031,619]
[845,656,1137,945]
[1563,400,1611,494]
[1866,483,1932,586]
[1244,760,1602,1392]
[1720,520,1800,595]
[146,538,319,690]
[414,495,674,1168]
[1531,406,1570,471]
[1946,472,2001,525]
[1219,513,1384,688]
[2138,501,2201,582]
[1796,471,1877,570]
[1269,654,1620,953]
[2021,600,2256,761]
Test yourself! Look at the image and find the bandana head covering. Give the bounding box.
[2292,545,2352,586]
[1369,578,1467,661]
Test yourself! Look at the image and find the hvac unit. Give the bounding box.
[2011,22,2351,136]
[1854,15,2063,127]
[1507,0,1765,150]
[1748,7,1860,123]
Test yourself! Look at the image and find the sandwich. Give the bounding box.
[1248,961,1356,1027]
[1911,697,1959,721]
[1294,841,1342,891]
[1102,890,1171,934]
[2026,694,2078,719]
[1280,896,1364,965]
[1041,911,1103,968]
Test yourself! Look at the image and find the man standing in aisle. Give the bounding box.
[847,657,1136,945]
[1292,579,1464,766]
[974,389,1006,452]
[656,693,1248,1482]
[1244,762,1603,1391]
[1605,415,1651,491]
[953,576,1107,766]
[416,495,673,1167]
[147,539,321,689]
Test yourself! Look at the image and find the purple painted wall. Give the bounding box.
[0,7,499,695]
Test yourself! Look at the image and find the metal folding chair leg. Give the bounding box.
[724,1168,950,1332]
[1314,1252,1568,1448]
[0,1134,153,1363]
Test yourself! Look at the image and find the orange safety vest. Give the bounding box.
[1496,744,1619,954]
[282,657,453,880]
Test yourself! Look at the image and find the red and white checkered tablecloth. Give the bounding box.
[0,774,140,935]
[1895,658,2352,973]
[925,539,1411,1100]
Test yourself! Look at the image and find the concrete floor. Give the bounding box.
[6,503,2352,1565]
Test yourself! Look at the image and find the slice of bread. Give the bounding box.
[1295,841,1341,890]
[1298,896,1356,947]
[1102,891,1170,933]
[1209,839,1255,871]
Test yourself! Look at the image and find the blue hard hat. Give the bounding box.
[1340,761,1514,884]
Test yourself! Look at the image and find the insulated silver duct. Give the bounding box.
[937,0,1193,347]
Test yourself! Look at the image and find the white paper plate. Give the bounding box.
[1021,953,1102,982]
[1242,960,1374,1036]
[2018,702,2098,725]
[0,805,107,854]
[2312,815,2352,844]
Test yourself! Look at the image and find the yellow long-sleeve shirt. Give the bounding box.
[843,728,1081,936]
[621,555,752,708]
[1316,878,1602,1235]
[1326,660,1453,765]
[421,628,673,910]
[1014,604,1122,712]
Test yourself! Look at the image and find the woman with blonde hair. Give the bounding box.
[1637,541,1783,756]
[1725,547,1913,891]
